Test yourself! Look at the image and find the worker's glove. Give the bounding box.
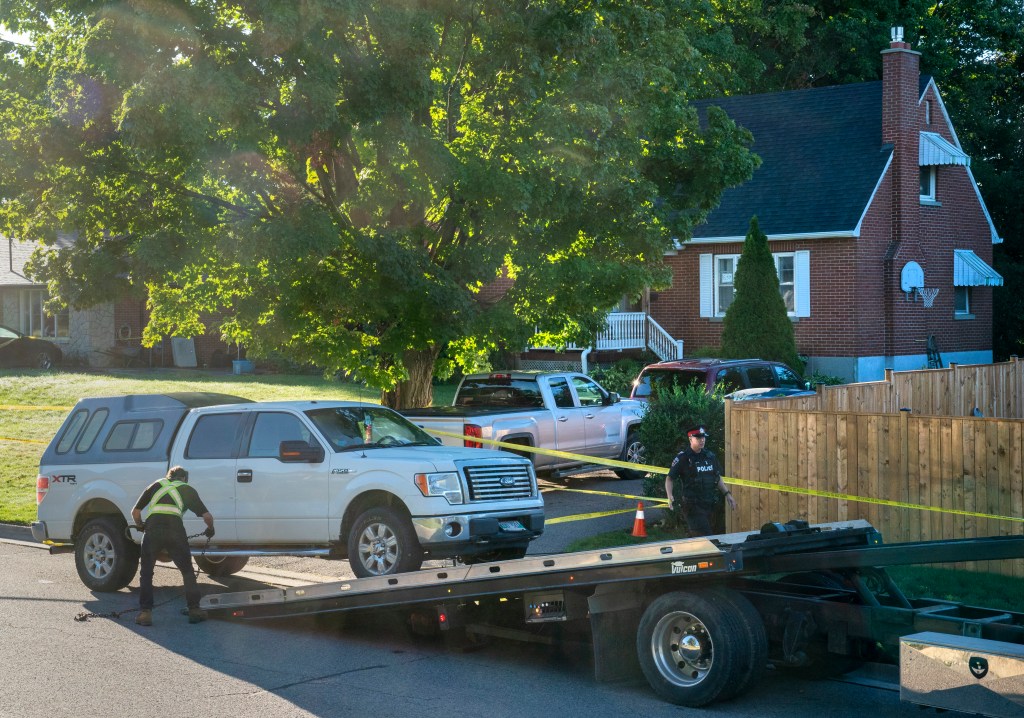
[203,526,215,538]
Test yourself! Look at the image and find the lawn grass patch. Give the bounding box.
[1,369,457,524]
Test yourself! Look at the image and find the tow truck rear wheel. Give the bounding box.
[637,589,751,706]
[195,555,249,577]
[75,517,139,592]
[614,431,648,480]
[348,506,423,578]
[706,587,768,700]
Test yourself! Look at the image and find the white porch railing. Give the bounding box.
[531,312,683,372]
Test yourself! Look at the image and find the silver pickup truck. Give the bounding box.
[34,393,543,591]
[402,371,647,480]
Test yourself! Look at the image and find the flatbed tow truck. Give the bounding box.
[201,520,1024,710]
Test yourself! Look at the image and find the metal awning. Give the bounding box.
[920,132,970,167]
[953,249,1003,287]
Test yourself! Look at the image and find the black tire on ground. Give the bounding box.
[459,546,528,564]
[347,506,423,578]
[636,589,752,707]
[195,555,249,577]
[38,351,54,370]
[706,587,769,700]
[775,571,864,678]
[614,431,648,480]
[74,516,140,592]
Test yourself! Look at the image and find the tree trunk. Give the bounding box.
[381,347,440,409]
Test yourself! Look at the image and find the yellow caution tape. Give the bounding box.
[722,476,1024,524]
[428,428,667,474]
[427,428,1024,524]
[546,508,639,525]
[0,436,47,444]
[0,404,71,411]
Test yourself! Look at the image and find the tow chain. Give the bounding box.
[74,531,213,623]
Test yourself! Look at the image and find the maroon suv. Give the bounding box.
[629,358,805,401]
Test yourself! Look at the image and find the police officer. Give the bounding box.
[665,426,737,537]
[131,466,215,626]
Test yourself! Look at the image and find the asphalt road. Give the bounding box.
[0,475,969,718]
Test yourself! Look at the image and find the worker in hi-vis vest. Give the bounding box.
[131,466,215,626]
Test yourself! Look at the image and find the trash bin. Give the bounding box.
[232,359,254,374]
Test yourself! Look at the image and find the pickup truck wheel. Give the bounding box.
[348,507,424,578]
[614,432,648,480]
[195,555,249,577]
[636,589,750,706]
[75,517,139,592]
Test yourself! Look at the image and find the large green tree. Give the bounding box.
[720,216,801,370]
[0,1,760,406]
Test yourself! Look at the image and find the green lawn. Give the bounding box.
[0,368,456,525]
[565,526,1024,610]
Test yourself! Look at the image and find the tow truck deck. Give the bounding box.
[202,520,1024,711]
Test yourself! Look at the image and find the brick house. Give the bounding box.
[525,30,1003,381]
[649,29,1002,382]
[1,236,234,368]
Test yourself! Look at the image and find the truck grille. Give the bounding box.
[464,464,534,501]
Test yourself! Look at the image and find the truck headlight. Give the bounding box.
[414,472,464,504]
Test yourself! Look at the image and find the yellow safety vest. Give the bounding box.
[146,479,187,519]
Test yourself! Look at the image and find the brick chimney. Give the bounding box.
[880,27,923,366]
[881,26,921,249]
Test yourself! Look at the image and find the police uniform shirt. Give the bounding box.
[668,447,722,505]
[133,480,209,528]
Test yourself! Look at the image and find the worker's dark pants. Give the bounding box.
[678,500,725,538]
[139,523,199,610]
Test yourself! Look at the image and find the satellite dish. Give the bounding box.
[901,261,925,293]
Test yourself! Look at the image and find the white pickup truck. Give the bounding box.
[402,371,647,480]
[33,393,543,591]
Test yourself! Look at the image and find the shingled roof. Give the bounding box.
[690,77,932,241]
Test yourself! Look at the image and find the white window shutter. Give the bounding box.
[699,254,713,318]
[795,250,810,317]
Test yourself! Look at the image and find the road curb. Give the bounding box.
[0,523,42,547]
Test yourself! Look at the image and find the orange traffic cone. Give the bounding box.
[631,501,647,538]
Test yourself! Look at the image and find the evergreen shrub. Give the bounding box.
[721,216,803,372]
[636,384,725,498]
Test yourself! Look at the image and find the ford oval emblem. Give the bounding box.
[500,476,516,487]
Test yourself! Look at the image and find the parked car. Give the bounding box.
[630,358,806,402]
[725,387,817,402]
[403,371,647,480]
[34,393,543,589]
[0,325,62,369]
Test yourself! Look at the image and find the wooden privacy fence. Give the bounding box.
[724,404,1024,578]
[764,357,1024,418]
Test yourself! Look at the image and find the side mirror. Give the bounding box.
[604,391,620,405]
[279,440,325,463]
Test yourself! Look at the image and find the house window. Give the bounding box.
[954,287,972,317]
[713,253,796,316]
[19,289,69,339]
[924,99,931,125]
[920,167,936,202]
[775,254,795,312]
[715,256,737,314]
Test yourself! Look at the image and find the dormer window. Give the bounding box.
[920,166,936,202]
